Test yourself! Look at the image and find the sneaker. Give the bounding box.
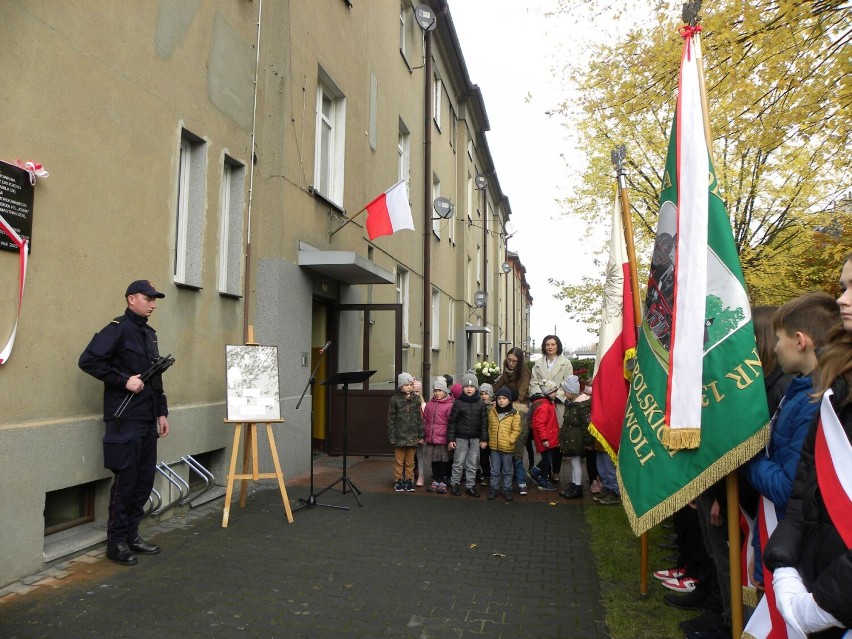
[405,480,415,492]
[529,467,542,482]
[653,567,686,581]
[503,489,513,502]
[394,480,404,492]
[436,482,447,494]
[487,488,498,500]
[518,483,528,496]
[590,479,602,494]
[427,481,439,493]
[537,480,558,491]
[450,483,461,496]
[662,576,698,593]
[562,484,583,499]
[465,486,481,498]
[597,489,621,505]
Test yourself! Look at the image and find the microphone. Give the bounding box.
[319,341,332,355]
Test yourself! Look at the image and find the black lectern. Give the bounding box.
[316,369,376,507]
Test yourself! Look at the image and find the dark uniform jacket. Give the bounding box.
[79,308,168,439]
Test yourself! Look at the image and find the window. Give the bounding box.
[467,139,474,161]
[449,106,457,150]
[433,74,442,129]
[467,173,474,222]
[314,70,346,206]
[476,245,481,285]
[44,483,95,535]
[218,157,245,296]
[448,299,456,343]
[432,174,441,237]
[396,267,409,343]
[398,119,411,193]
[175,130,207,287]
[432,288,440,350]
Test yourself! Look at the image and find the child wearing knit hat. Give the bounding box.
[447,373,489,497]
[486,387,521,500]
[387,372,425,492]
[422,377,454,493]
[558,375,591,499]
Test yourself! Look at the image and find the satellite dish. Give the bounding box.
[474,173,487,190]
[504,220,517,237]
[414,5,437,31]
[474,291,487,308]
[433,197,454,219]
[502,261,512,274]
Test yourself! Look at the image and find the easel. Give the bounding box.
[221,327,294,527]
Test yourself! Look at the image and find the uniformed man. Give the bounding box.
[79,280,170,566]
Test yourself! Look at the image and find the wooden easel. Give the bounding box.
[221,327,294,527]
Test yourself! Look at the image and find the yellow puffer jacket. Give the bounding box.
[487,406,521,454]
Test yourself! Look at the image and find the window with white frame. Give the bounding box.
[218,157,245,296]
[467,173,474,222]
[314,70,346,206]
[476,245,481,285]
[432,174,441,238]
[174,130,207,288]
[396,267,409,343]
[399,4,406,57]
[398,119,411,195]
[431,288,440,350]
[433,74,442,130]
[448,299,455,343]
[449,106,457,150]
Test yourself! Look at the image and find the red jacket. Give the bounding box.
[529,395,559,453]
[423,394,454,445]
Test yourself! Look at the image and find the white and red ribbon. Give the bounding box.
[15,160,49,185]
[815,389,852,549]
[0,215,29,365]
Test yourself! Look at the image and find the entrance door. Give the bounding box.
[327,304,403,456]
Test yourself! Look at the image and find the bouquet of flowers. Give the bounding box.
[474,361,500,385]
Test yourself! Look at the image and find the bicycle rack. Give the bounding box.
[181,455,215,506]
[143,487,162,517]
[151,462,188,516]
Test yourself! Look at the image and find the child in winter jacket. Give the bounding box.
[423,377,454,493]
[487,387,521,500]
[447,373,488,497]
[387,372,425,492]
[528,381,560,491]
[559,375,591,499]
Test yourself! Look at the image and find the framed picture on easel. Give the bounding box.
[225,345,281,421]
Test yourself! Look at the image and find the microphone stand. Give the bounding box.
[294,346,346,511]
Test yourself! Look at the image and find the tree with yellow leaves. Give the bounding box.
[551,0,850,325]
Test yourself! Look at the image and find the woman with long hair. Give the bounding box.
[494,346,532,493]
[764,253,852,637]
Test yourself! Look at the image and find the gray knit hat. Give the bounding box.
[397,372,414,388]
[479,383,494,396]
[561,375,580,394]
[460,373,478,388]
[433,377,449,393]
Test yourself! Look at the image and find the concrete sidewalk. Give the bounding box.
[0,456,609,638]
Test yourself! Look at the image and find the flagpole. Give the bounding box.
[682,3,742,637]
[610,145,648,596]
[328,207,367,240]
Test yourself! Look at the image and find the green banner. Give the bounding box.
[617,119,770,536]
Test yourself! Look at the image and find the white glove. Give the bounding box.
[773,567,843,634]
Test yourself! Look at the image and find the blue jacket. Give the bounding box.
[746,375,817,511]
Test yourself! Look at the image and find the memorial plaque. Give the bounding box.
[0,161,35,253]
[225,345,281,421]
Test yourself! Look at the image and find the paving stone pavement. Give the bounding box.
[0,458,610,639]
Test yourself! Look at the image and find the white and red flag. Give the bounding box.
[589,188,636,457]
[364,180,415,241]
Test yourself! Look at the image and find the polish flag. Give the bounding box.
[589,189,636,456]
[365,180,415,241]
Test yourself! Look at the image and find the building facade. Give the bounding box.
[0,0,531,586]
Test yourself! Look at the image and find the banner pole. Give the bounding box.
[611,145,647,596]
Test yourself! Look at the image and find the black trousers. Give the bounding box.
[106,429,158,544]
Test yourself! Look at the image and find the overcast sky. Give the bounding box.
[448,0,605,353]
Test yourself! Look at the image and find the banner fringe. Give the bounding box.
[741,585,759,608]
[662,427,701,449]
[588,422,617,463]
[619,424,769,536]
